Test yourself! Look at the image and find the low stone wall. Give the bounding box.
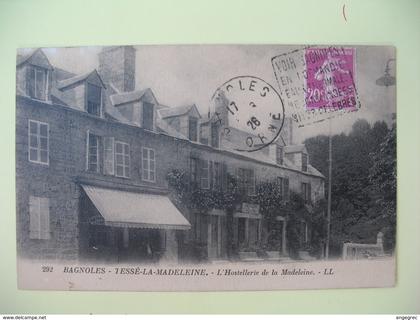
[342,232,385,260]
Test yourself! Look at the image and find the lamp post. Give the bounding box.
[376,58,396,87]
[376,58,396,123]
[325,117,332,259]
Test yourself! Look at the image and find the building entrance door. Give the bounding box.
[116,228,162,262]
[209,215,218,259]
[208,215,227,260]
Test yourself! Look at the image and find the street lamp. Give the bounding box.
[376,58,396,87]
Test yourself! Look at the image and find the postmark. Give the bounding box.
[271,46,361,127]
[210,76,285,152]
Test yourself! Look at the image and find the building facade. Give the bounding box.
[15,46,325,263]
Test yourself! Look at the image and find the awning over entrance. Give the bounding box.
[82,185,191,230]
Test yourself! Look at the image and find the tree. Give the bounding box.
[368,123,396,251]
[304,119,395,257]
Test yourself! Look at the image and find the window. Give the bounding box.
[210,122,219,148]
[283,177,289,200]
[247,169,256,195]
[238,218,246,245]
[188,117,198,142]
[103,137,114,175]
[190,157,199,186]
[237,168,246,194]
[200,160,210,189]
[193,213,202,241]
[276,145,284,165]
[86,83,101,116]
[300,221,308,244]
[238,168,255,196]
[115,141,130,178]
[28,120,49,165]
[212,162,222,190]
[89,225,109,247]
[276,177,284,198]
[27,66,47,100]
[29,196,50,240]
[276,176,289,200]
[142,102,154,131]
[302,153,308,172]
[87,132,100,172]
[301,182,311,203]
[199,124,209,145]
[142,147,155,182]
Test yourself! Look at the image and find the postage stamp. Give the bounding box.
[305,47,357,111]
[271,46,361,127]
[210,76,285,152]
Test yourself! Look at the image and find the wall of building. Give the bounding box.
[16,94,324,261]
[16,98,81,260]
[16,96,191,260]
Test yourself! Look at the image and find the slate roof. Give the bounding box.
[158,104,201,119]
[156,118,188,140]
[109,88,149,106]
[284,144,307,153]
[57,70,106,89]
[221,140,324,178]
[53,67,76,81]
[16,49,53,69]
[15,48,324,180]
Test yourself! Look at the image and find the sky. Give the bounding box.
[29,45,396,143]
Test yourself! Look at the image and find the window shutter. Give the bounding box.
[308,183,312,203]
[209,161,213,190]
[26,66,35,97]
[199,159,204,181]
[247,169,255,195]
[47,70,52,100]
[283,177,289,200]
[199,159,209,189]
[222,162,228,191]
[85,130,90,171]
[29,196,40,239]
[103,137,115,175]
[39,198,50,239]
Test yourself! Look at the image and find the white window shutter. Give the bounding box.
[39,197,50,239]
[103,137,115,175]
[29,196,40,239]
[29,196,50,240]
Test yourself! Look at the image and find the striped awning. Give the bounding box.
[82,185,191,230]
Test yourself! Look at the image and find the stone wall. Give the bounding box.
[16,95,324,261]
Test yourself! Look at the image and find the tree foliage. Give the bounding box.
[304,119,396,256]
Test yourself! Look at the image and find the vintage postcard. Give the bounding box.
[15,44,396,291]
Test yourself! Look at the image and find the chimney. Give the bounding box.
[98,46,136,92]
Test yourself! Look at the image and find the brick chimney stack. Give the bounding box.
[98,46,136,93]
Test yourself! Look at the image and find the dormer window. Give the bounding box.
[27,66,48,101]
[189,117,198,142]
[18,49,52,101]
[302,153,308,172]
[210,122,219,148]
[86,83,102,116]
[276,145,284,165]
[142,102,154,131]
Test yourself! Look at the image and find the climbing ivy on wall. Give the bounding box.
[166,168,328,259]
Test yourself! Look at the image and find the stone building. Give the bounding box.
[15,46,325,263]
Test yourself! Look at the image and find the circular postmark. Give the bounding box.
[210,76,285,152]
